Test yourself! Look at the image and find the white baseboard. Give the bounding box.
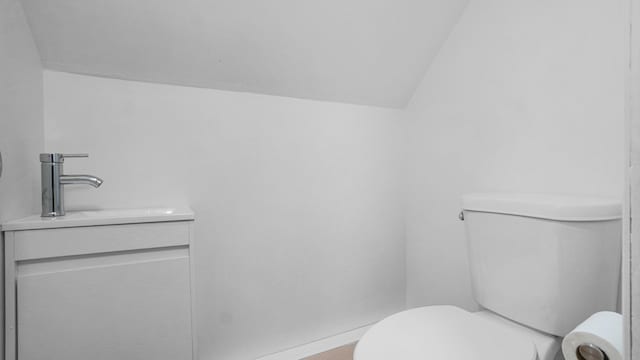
[254,325,372,360]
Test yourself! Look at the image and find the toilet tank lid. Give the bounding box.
[461,193,621,221]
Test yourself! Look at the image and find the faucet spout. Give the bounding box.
[60,174,104,188]
[40,153,104,217]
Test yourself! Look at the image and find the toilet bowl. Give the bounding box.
[354,193,621,360]
[354,306,560,360]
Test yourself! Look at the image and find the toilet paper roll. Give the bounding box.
[562,311,623,360]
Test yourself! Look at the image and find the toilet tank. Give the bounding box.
[462,193,621,336]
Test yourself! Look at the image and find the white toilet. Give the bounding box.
[355,193,621,360]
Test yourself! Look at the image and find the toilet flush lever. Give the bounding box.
[458,211,465,221]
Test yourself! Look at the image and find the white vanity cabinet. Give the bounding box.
[2,209,196,360]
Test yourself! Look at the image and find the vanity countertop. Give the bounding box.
[1,207,195,231]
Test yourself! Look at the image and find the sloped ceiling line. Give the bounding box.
[21,0,469,108]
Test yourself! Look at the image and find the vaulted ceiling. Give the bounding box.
[21,0,468,108]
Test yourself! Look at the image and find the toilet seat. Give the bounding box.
[354,305,537,360]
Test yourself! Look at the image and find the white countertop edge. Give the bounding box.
[1,207,195,231]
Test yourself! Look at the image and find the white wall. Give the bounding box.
[0,0,43,356]
[43,70,406,360]
[0,0,43,222]
[405,0,626,309]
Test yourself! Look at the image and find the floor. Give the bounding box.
[303,343,357,360]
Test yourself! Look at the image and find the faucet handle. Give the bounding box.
[40,153,89,163]
[62,153,89,159]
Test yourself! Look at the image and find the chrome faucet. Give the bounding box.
[40,153,103,217]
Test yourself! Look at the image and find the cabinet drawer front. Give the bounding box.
[14,221,191,260]
[18,256,193,360]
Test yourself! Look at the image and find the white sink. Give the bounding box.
[1,207,194,231]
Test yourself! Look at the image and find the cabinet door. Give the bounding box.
[17,248,193,360]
